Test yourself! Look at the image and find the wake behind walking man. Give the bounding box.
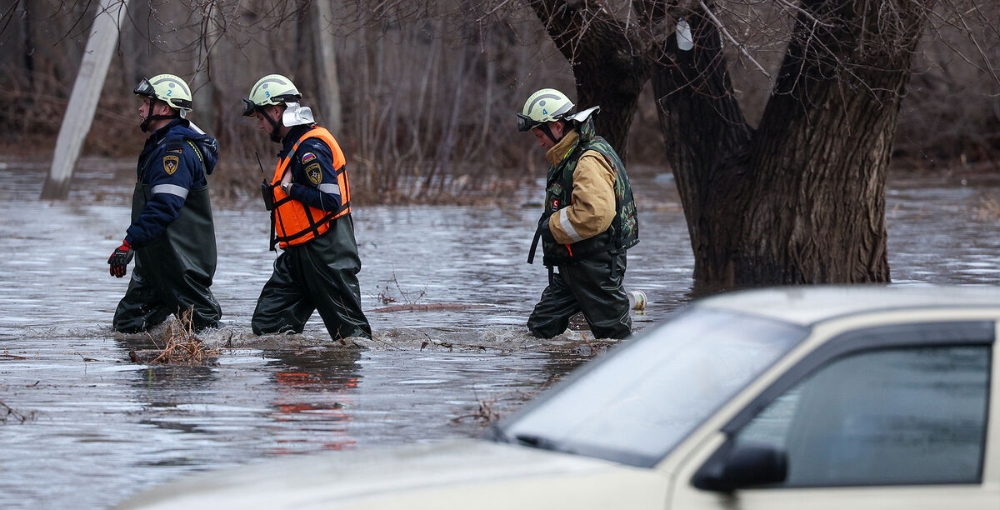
[242,74,372,341]
[109,73,222,333]
[518,88,639,339]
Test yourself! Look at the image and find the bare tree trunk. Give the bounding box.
[734,0,929,285]
[658,0,929,288]
[17,0,35,91]
[192,1,220,135]
[651,9,753,288]
[313,0,343,134]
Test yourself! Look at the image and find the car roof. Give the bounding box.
[694,285,1000,326]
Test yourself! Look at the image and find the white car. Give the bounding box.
[117,286,1000,509]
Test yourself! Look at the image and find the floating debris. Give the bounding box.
[127,308,219,365]
[1,401,34,424]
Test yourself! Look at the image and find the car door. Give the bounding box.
[672,320,998,510]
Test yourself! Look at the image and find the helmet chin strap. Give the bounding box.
[263,107,284,143]
[540,123,562,145]
[257,106,281,143]
[140,98,179,133]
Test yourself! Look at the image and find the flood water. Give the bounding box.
[1,158,999,509]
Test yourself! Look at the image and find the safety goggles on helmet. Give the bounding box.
[133,78,155,98]
[242,94,302,117]
[517,113,542,132]
[241,98,257,117]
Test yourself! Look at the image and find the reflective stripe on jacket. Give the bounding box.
[270,126,352,249]
[542,117,638,266]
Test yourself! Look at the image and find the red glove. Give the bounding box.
[108,240,134,278]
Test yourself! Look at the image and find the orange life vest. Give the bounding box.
[270,126,352,249]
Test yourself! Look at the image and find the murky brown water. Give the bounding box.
[1,159,999,509]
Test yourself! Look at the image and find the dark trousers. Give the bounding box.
[113,265,222,333]
[252,220,372,341]
[527,251,631,339]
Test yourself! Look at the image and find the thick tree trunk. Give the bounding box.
[652,0,929,289]
[737,0,930,285]
[651,10,753,288]
[525,0,650,161]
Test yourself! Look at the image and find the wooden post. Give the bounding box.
[312,0,342,134]
[41,0,129,200]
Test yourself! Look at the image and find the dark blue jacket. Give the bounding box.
[126,119,218,247]
[277,125,343,212]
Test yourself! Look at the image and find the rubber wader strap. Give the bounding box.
[610,253,621,279]
[527,228,542,264]
[269,210,277,251]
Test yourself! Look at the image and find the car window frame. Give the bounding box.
[721,320,994,434]
[698,319,994,489]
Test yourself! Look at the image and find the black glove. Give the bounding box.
[261,180,274,211]
[538,214,556,244]
[108,240,134,278]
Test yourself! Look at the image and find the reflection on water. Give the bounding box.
[265,348,362,453]
[1,161,1000,508]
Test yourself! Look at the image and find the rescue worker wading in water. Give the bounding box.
[242,74,372,341]
[109,73,223,333]
[518,88,639,340]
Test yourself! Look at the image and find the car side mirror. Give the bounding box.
[692,441,788,492]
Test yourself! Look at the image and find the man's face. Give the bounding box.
[253,106,280,133]
[253,105,288,143]
[531,121,565,151]
[138,97,152,121]
[253,110,269,133]
[138,97,172,130]
[139,97,167,122]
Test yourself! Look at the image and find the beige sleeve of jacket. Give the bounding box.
[548,150,616,244]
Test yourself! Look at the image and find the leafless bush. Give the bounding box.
[894,0,1000,168]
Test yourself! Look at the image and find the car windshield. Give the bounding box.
[497,307,809,467]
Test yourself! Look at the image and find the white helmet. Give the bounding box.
[242,74,315,138]
[133,74,193,114]
[517,88,575,132]
[241,74,302,116]
[134,74,193,132]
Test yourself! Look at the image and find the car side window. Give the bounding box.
[733,345,991,487]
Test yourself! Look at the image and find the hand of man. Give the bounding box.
[108,240,134,278]
[260,180,274,211]
[538,214,556,244]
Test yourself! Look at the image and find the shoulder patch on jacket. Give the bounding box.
[301,152,317,164]
[548,182,564,198]
[163,155,179,175]
[305,163,323,185]
[164,139,186,153]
